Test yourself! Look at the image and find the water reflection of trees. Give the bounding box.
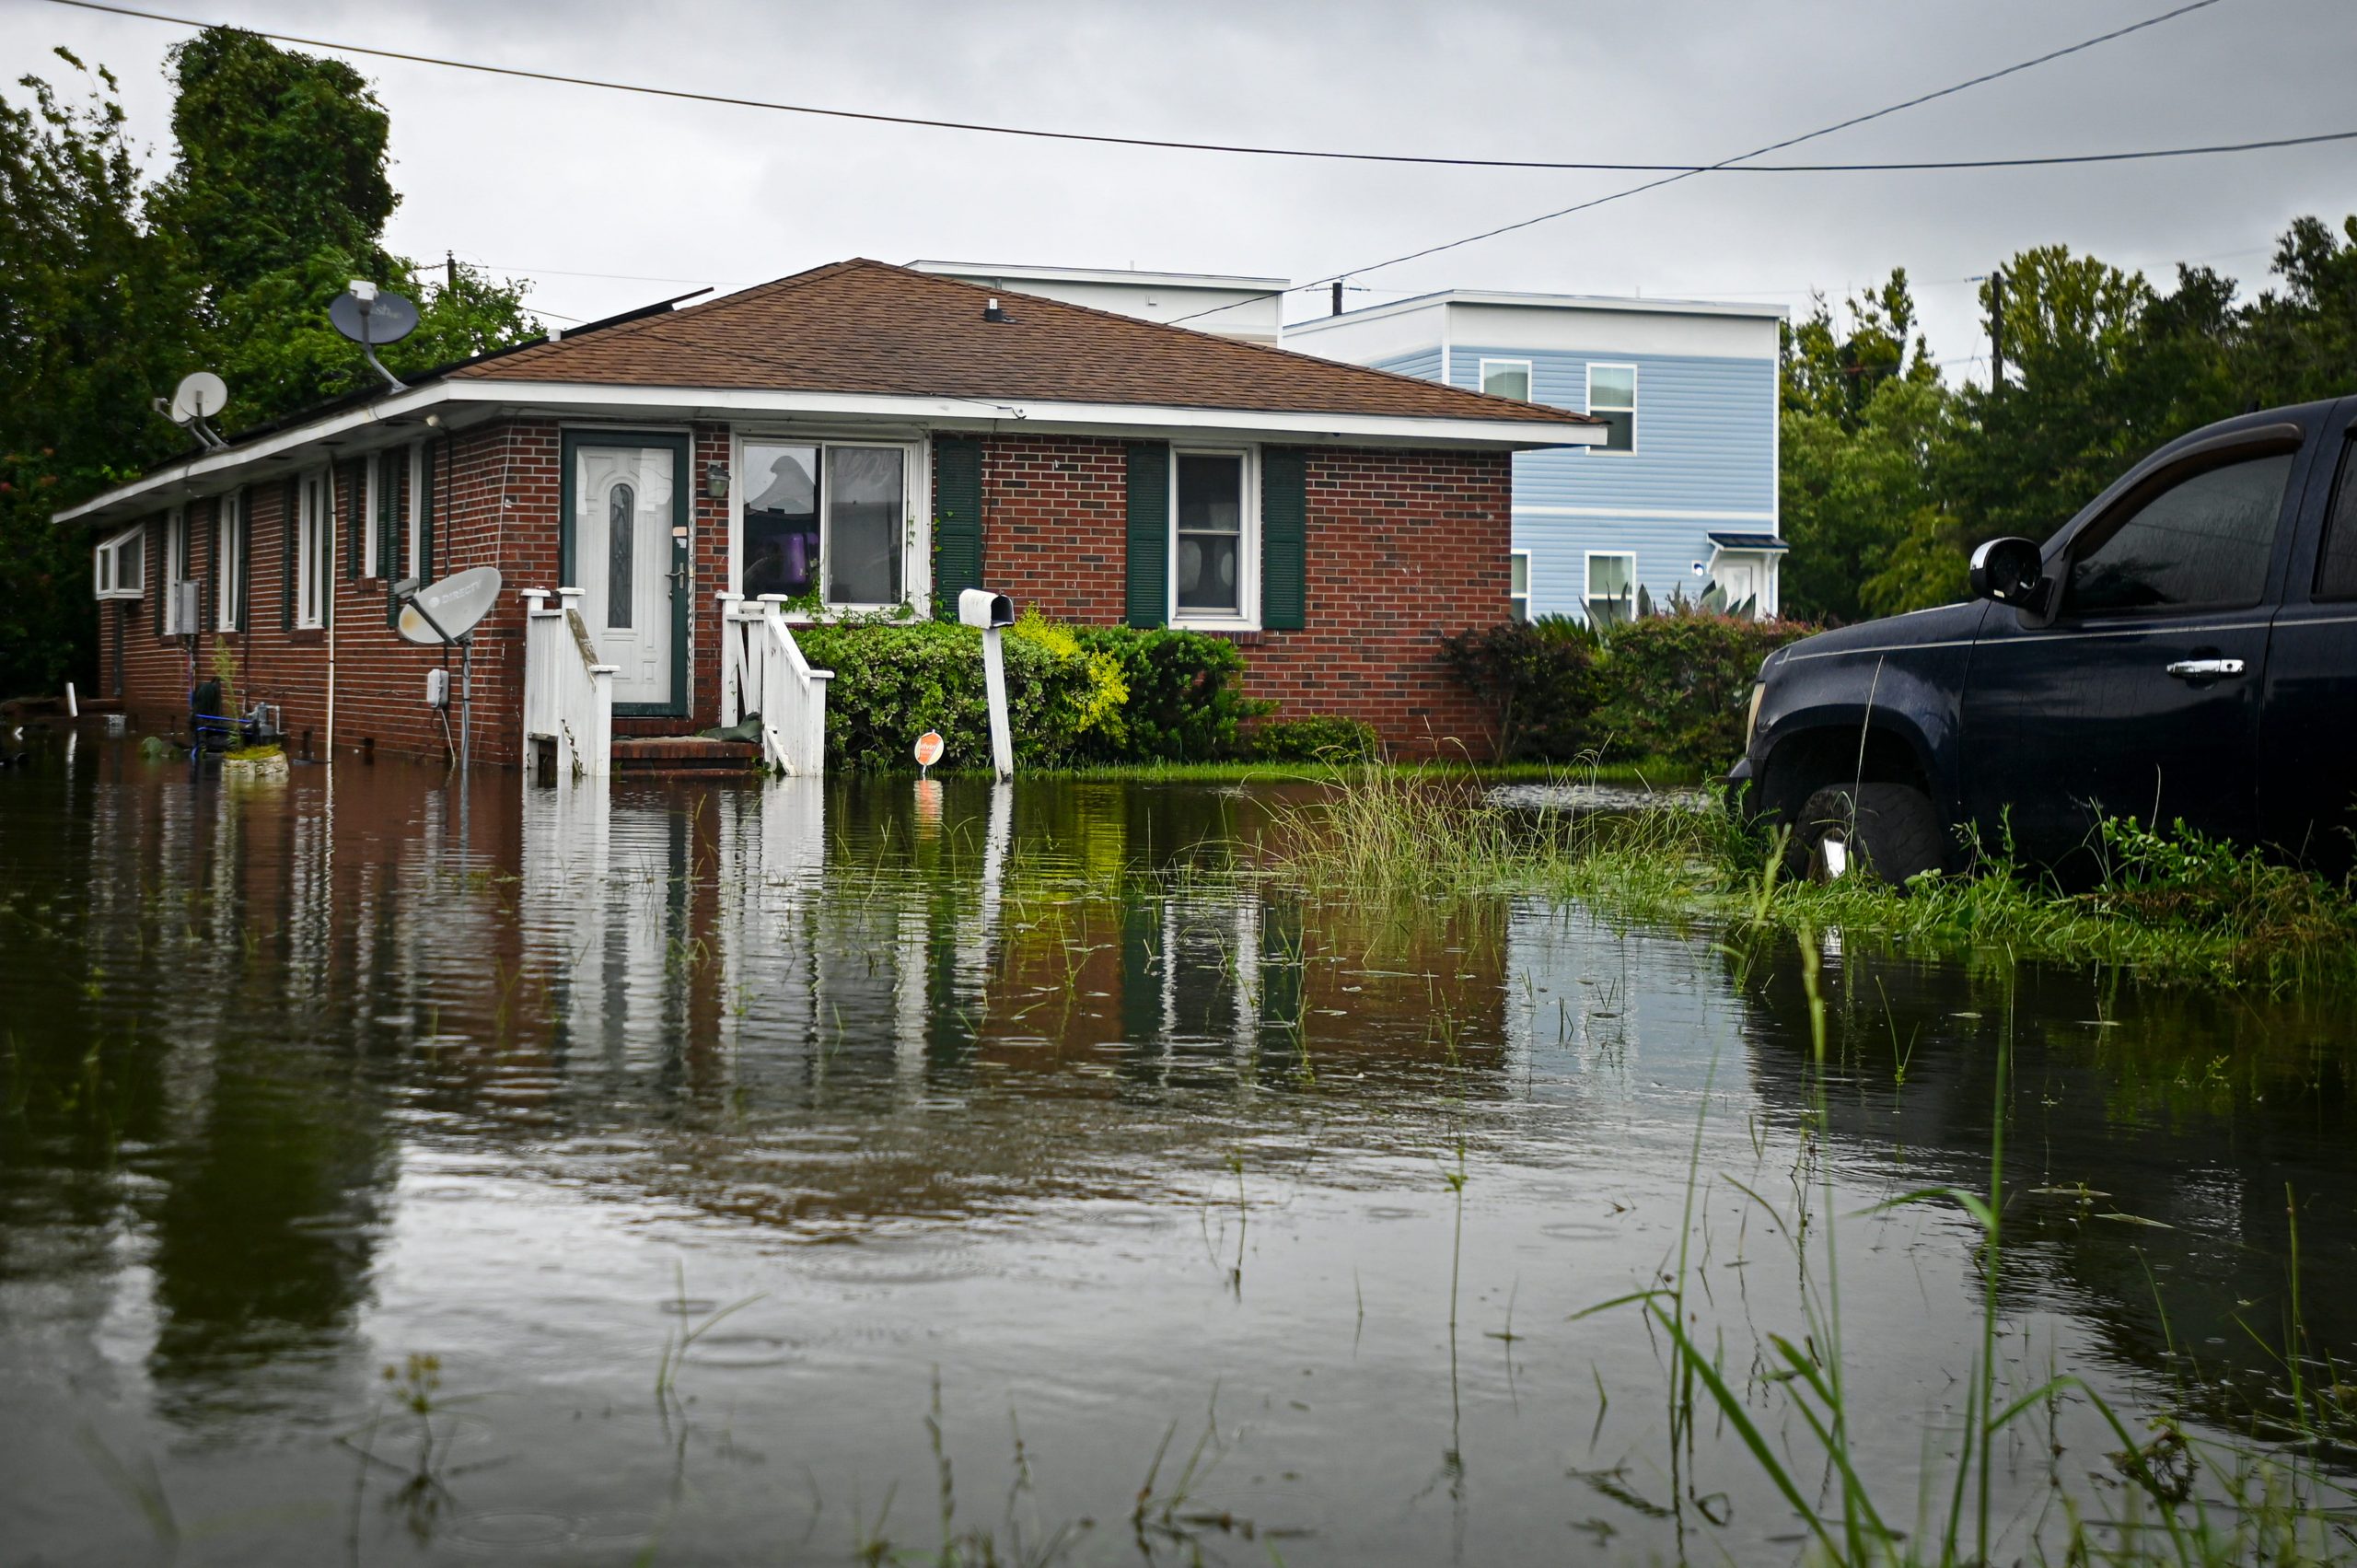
[1726,933,2357,1450]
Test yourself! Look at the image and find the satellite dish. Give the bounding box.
[330,288,421,345]
[331,282,421,392]
[169,371,227,424]
[396,567,502,645]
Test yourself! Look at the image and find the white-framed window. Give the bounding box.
[296,467,331,629]
[1585,551,1636,626]
[215,491,246,630]
[1510,550,1532,622]
[1586,363,1637,453]
[1171,447,1257,629]
[360,454,382,579]
[405,442,428,582]
[1480,357,1533,402]
[94,522,145,600]
[735,436,923,611]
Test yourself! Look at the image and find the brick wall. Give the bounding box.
[949,434,1509,756]
[103,419,1511,763]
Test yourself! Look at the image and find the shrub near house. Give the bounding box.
[1442,610,1813,771]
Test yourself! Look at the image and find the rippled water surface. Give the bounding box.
[3,737,2352,1564]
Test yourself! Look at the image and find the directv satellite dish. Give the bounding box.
[397,566,502,646]
[331,280,421,392]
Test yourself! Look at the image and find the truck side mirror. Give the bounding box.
[1968,537,2048,611]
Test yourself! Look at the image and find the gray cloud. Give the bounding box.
[6,0,2351,369]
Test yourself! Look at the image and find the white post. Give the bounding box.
[981,625,1013,783]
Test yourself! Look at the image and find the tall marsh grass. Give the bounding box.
[1259,768,2357,989]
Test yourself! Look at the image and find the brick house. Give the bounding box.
[64,259,1597,766]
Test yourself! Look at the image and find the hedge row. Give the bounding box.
[1439,611,1816,771]
[785,616,1376,772]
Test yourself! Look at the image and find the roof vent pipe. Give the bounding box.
[982,296,1010,323]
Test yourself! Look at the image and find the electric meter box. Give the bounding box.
[425,668,449,709]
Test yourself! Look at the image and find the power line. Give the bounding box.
[37,0,2295,179]
[1173,0,2234,324]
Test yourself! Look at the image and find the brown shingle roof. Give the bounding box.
[454,259,1595,427]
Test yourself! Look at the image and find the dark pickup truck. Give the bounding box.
[1731,397,2357,880]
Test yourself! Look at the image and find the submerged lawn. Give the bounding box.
[1248,767,2357,991]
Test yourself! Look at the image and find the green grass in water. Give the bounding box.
[1255,767,2357,990]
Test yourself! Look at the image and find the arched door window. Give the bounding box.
[608,482,635,628]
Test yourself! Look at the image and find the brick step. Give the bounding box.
[610,736,762,773]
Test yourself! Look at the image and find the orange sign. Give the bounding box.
[912,730,945,769]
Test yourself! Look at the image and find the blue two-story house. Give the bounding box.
[1285,289,1786,622]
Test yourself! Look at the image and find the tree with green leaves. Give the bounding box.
[0,27,538,697]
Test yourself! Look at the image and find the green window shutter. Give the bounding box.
[281,479,297,631]
[1124,441,1169,629]
[1260,448,1306,631]
[933,436,983,618]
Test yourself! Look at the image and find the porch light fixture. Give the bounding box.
[704,461,728,500]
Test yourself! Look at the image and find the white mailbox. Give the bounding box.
[958,588,1014,630]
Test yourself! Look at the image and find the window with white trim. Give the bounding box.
[1586,364,1636,452]
[1172,447,1256,627]
[405,442,428,581]
[296,468,331,629]
[361,454,381,579]
[163,506,187,590]
[216,492,246,630]
[1481,358,1533,402]
[1585,552,1635,626]
[737,439,916,609]
[1510,550,1532,622]
[94,523,145,600]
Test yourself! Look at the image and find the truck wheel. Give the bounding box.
[1792,783,1945,885]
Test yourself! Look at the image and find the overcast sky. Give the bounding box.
[6,0,2352,376]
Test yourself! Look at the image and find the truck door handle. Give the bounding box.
[2165,656,2245,680]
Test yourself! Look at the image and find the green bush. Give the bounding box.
[1071,626,1270,762]
[1435,617,1607,761]
[793,619,1099,771]
[790,619,1265,771]
[1440,609,1814,770]
[1589,613,1813,771]
[1240,714,1382,762]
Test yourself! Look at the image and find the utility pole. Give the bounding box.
[1331,277,1344,316]
[446,250,459,297]
[1988,266,2007,389]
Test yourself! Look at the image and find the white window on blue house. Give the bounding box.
[1586,364,1637,453]
[1481,358,1532,401]
[1510,551,1532,622]
[1586,551,1635,625]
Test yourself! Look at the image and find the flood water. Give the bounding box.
[3,737,2352,1564]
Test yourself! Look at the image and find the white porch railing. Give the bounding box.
[716,591,834,776]
[521,587,616,781]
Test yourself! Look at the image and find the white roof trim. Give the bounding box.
[53,378,1599,526]
[1287,288,1790,334]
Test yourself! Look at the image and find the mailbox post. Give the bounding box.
[958,588,1016,782]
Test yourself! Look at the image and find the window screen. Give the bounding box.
[2069,451,2292,614]
[1587,365,1635,452]
[1482,361,1531,401]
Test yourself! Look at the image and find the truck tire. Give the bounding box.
[1792,783,1945,885]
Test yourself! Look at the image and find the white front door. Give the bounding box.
[1715,555,1763,618]
[575,443,679,710]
